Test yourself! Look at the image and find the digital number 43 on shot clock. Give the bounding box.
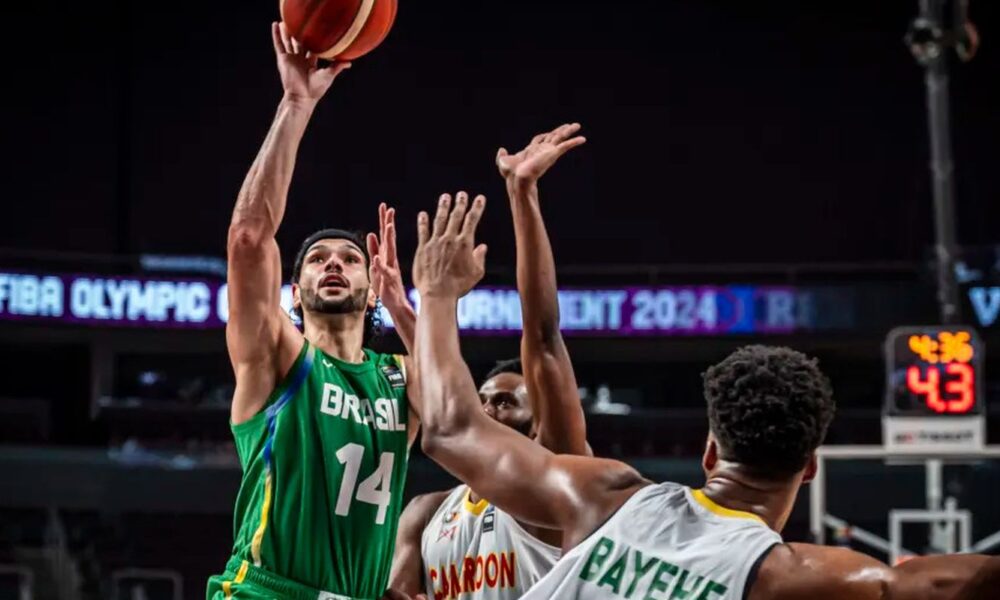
[883,326,986,454]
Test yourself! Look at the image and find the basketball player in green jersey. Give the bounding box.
[207,23,421,600]
[408,193,1000,600]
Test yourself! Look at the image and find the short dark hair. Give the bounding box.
[289,228,381,344]
[485,358,523,382]
[703,345,835,478]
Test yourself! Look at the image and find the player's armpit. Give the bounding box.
[388,491,450,596]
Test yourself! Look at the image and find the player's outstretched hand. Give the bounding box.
[367,202,411,313]
[496,123,587,186]
[413,192,487,299]
[272,21,351,104]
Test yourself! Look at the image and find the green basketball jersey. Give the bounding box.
[224,341,411,599]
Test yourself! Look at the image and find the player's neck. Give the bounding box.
[701,466,801,532]
[303,313,366,363]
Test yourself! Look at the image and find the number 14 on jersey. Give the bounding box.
[335,443,395,525]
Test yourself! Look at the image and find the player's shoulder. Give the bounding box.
[363,348,404,366]
[749,542,891,600]
[554,455,652,549]
[556,454,649,492]
[363,349,408,378]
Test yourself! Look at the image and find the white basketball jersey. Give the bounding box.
[421,485,562,600]
[520,482,782,600]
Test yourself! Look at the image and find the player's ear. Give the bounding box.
[702,435,719,473]
[801,453,819,484]
[291,283,301,309]
[366,285,377,309]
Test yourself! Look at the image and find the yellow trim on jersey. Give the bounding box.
[251,471,274,566]
[394,354,407,383]
[235,561,249,583]
[463,488,489,516]
[691,488,765,524]
[221,560,248,599]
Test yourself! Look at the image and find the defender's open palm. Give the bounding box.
[272,21,351,103]
[496,123,587,185]
[413,192,488,299]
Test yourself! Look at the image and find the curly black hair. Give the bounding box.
[703,345,835,479]
[485,358,523,382]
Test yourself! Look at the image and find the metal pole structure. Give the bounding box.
[810,454,827,545]
[914,0,962,325]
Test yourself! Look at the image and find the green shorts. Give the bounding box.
[206,557,361,600]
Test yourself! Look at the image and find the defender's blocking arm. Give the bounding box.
[413,193,645,549]
[498,124,589,456]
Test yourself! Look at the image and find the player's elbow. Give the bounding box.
[419,424,447,457]
[419,402,473,457]
[522,318,562,349]
[419,415,458,456]
[227,218,274,257]
[885,570,967,600]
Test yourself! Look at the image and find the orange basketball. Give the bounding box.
[280,0,398,61]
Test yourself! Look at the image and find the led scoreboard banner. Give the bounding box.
[883,326,986,455]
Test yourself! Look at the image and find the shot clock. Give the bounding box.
[883,326,986,454]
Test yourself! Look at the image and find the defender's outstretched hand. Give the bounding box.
[496,123,587,186]
[413,192,488,299]
[272,21,351,104]
[368,202,419,357]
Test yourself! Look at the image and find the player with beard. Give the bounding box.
[207,24,422,600]
[386,125,589,600]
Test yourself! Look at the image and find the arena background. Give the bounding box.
[1,1,998,598]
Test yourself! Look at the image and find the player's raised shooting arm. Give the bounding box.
[226,96,312,358]
[227,23,350,424]
[499,124,589,456]
[414,194,644,545]
[388,491,449,596]
[750,543,994,600]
